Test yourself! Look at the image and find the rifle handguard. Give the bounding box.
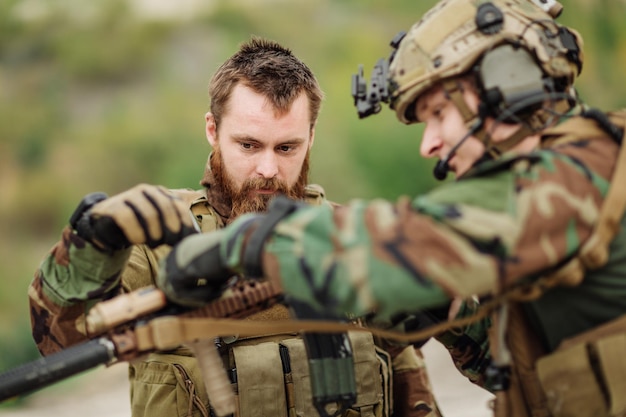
[86,286,168,335]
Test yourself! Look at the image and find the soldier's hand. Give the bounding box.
[157,230,235,307]
[74,184,198,251]
[156,195,304,307]
[157,209,268,307]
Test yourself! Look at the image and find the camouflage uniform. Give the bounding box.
[246,127,624,329]
[29,158,443,417]
[218,110,626,416]
[156,1,626,416]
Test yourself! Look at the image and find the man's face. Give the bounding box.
[206,84,314,217]
[415,84,485,178]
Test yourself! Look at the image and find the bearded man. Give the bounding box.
[28,37,442,417]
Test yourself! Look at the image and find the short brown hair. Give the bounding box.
[209,37,324,131]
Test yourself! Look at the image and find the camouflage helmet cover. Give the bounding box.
[389,0,584,124]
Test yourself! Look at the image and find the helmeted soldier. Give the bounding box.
[156,1,626,417]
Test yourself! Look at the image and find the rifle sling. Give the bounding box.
[133,311,495,352]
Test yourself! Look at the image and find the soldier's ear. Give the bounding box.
[308,127,315,149]
[205,112,218,147]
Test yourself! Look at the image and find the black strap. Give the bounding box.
[582,108,624,144]
[242,195,304,277]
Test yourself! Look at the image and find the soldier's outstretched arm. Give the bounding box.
[160,152,604,324]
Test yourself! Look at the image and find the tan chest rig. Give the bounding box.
[187,185,392,417]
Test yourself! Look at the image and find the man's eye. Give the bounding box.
[278,145,292,152]
[241,143,253,149]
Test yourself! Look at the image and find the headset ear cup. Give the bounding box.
[480,87,503,120]
[474,62,502,121]
[477,44,546,123]
[475,52,502,121]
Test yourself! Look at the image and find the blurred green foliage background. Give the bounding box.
[0,0,625,404]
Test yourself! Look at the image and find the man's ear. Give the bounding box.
[308,127,316,149]
[206,112,218,147]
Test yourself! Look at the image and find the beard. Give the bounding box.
[211,146,309,220]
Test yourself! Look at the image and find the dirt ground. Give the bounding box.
[0,339,494,417]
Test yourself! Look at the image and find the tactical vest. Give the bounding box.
[129,185,393,417]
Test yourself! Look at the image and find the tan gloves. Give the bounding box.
[73,184,198,251]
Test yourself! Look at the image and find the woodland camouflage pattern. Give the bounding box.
[223,113,626,387]
[29,192,205,354]
[29,163,238,354]
[29,172,445,417]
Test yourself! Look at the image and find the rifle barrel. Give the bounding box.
[0,337,115,402]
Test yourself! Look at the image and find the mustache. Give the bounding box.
[239,177,289,194]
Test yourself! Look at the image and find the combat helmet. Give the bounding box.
[390,0,584,126]
[353,0,584,131]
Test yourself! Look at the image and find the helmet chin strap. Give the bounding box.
[483,97,577,159]
[433,80,491,180]
[434,80,577,179]
[433,117,485,180]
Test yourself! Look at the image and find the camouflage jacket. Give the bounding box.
[29,176,438,417]
[223,111,626,388]
[29,170,237,354]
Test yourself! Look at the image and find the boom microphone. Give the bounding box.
[433,118,485,180]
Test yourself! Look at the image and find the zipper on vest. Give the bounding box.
[174,363,210,417]
[279,344,297,417]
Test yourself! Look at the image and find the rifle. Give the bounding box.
[0,279,282,416]
[1,279,391,416]
[0,277,463,416]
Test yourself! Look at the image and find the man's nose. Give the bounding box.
[255,151,279,178]
[420,124,443,159]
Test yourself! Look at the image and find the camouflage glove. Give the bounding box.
[71,184,198,251]
[157,195,304,307]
